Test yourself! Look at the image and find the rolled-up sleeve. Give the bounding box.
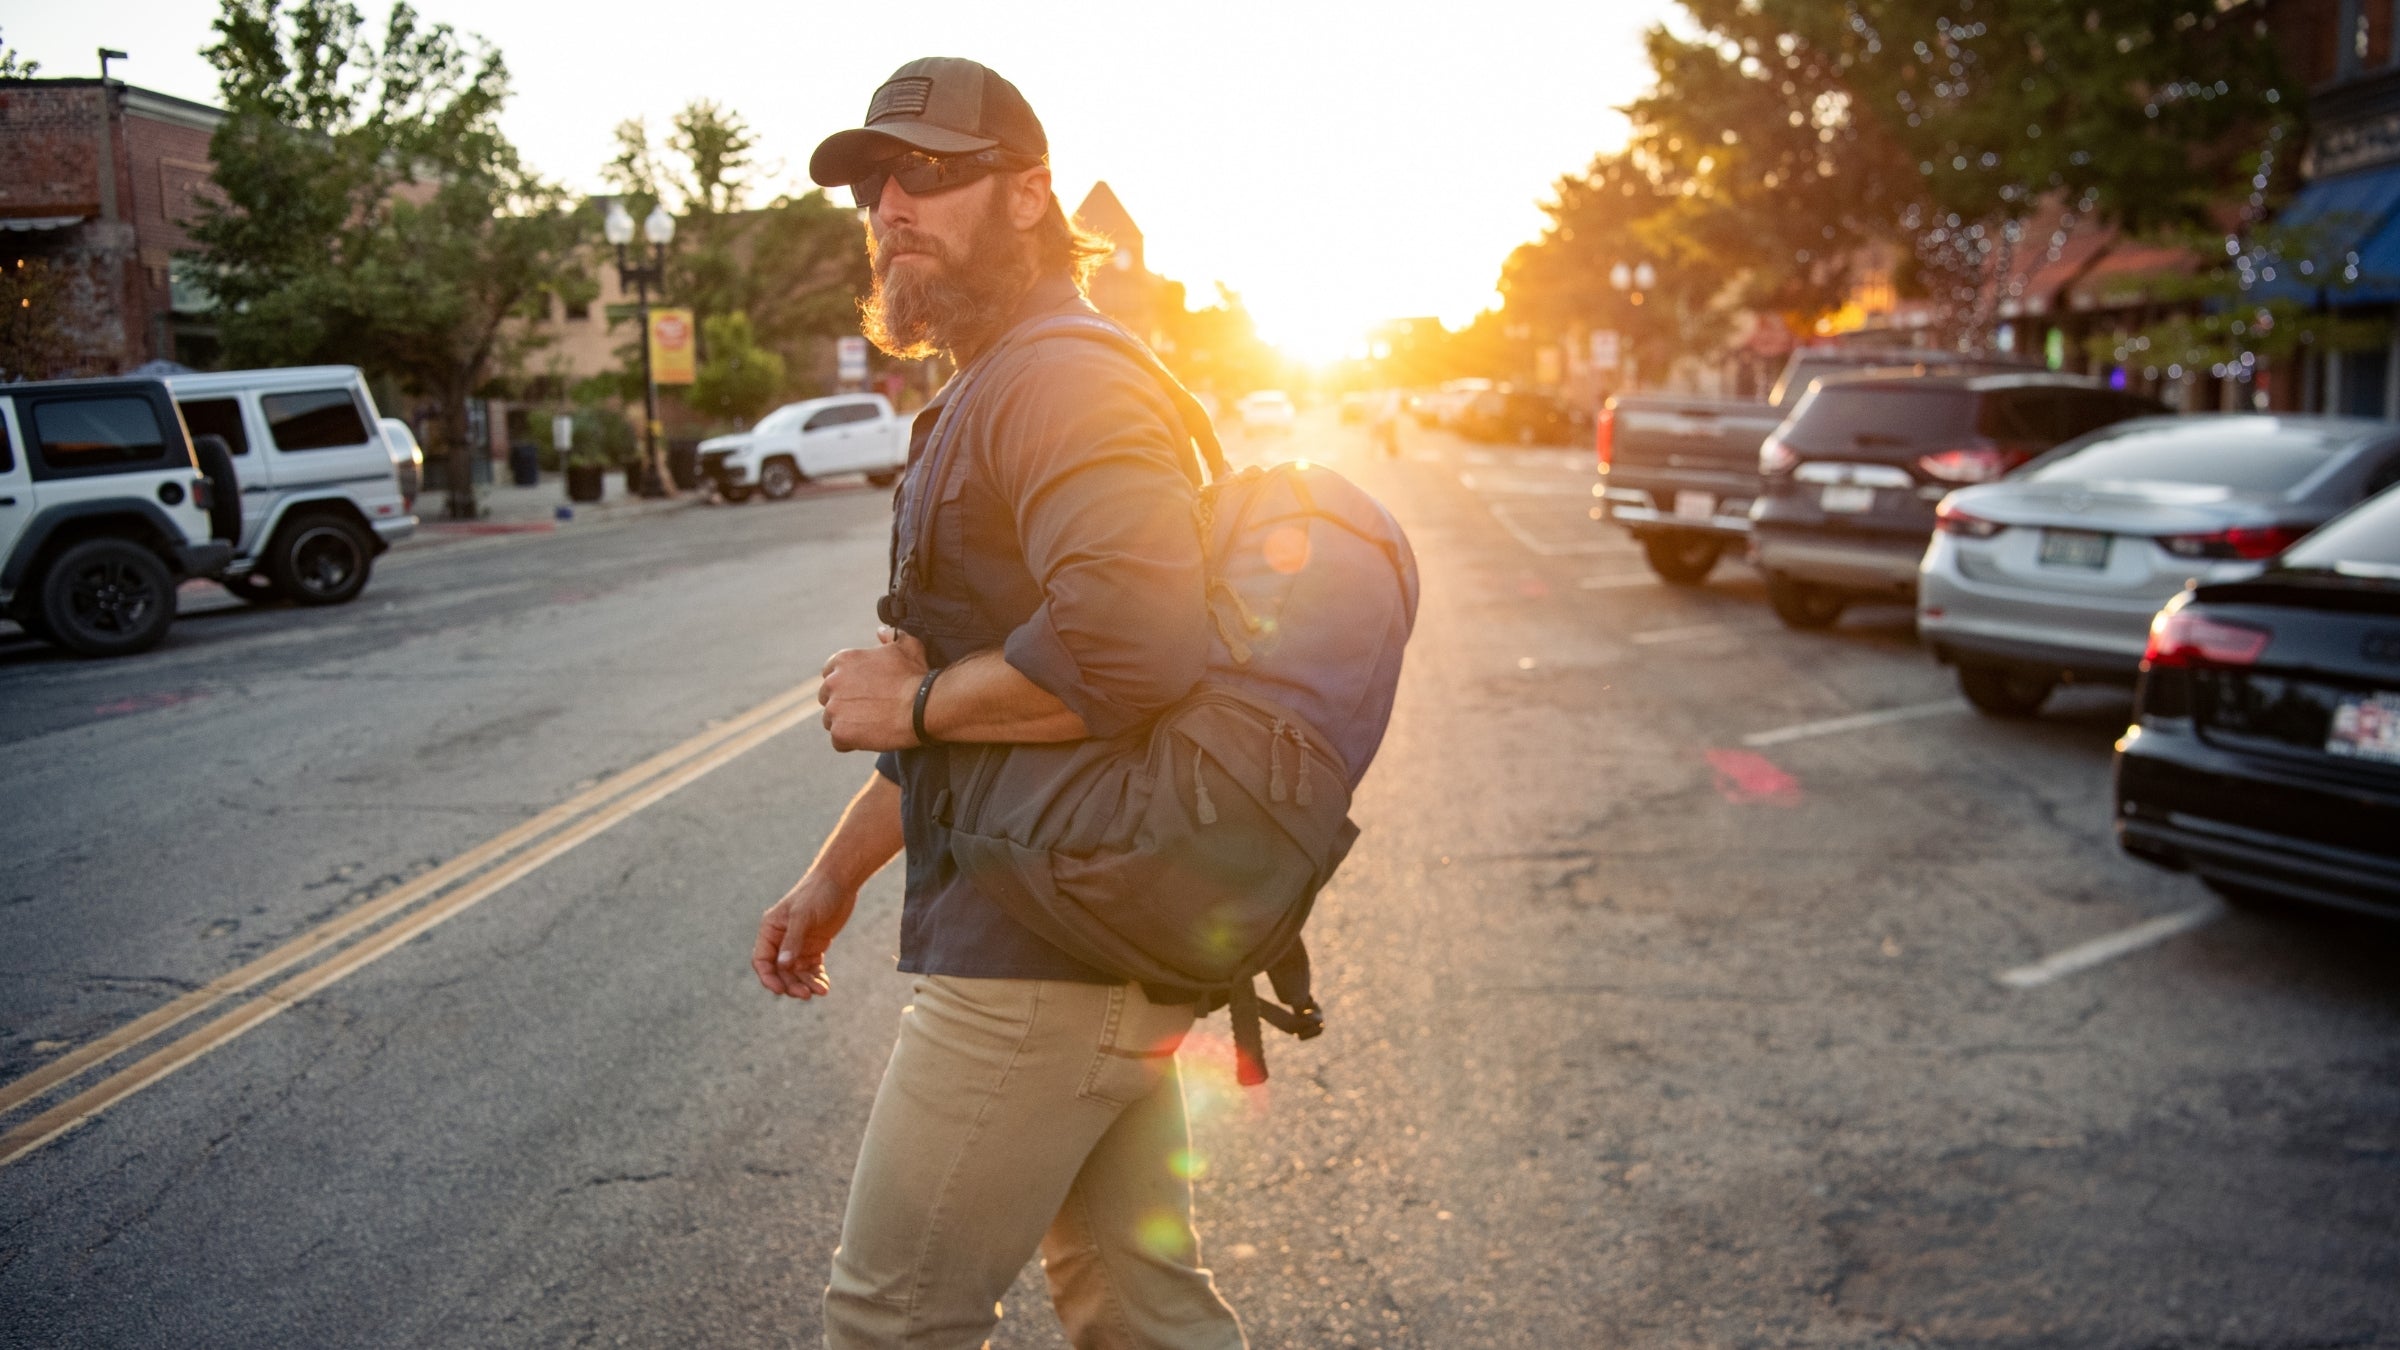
[992,343,1208,738]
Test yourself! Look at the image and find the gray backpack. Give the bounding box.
[902,315,1419,1083]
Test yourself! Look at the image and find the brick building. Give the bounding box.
[0,77,223,376]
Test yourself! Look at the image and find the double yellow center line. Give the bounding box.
[0,678,824,1169]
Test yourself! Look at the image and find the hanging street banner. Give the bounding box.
[649,308,697,385]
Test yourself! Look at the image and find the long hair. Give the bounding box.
[1038,194,1114,292]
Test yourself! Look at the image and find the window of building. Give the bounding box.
[262,388,371,451]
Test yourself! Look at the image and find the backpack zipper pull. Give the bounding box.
[1291,730,1314,807]
[1192,746,1218,825]
[1268,719,1288,802]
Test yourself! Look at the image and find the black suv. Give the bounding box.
[1751,373,2164,629]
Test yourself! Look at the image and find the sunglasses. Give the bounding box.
[850,148,1035,210]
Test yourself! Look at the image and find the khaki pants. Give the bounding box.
[824,975,1247,1350]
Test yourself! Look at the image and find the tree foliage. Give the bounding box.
[189,0,587,517]
[0,28,39,78]
[0,259,89,381]
[688,311,785,425]
[1501,0,2297,365]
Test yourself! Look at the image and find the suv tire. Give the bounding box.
[1956,662,2056,719]
[718,483,754,503]
[269,514,374,606]
[866,470,899,489]
[40,538,177,657]
[1765,573,1846,630]
[1642,534,1722,586]
[758,458,801,501]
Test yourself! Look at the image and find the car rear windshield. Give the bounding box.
[1782,387,1976,450]
[32,397,169,467]
[2025,423,2343,494]
[263,388,370,451]
[2281,485,2400,567]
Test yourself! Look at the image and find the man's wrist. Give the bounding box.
[912,666,946,747]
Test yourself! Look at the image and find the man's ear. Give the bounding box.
[1009,165,1052,232]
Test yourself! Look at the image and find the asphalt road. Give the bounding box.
[1,413,2395,1348]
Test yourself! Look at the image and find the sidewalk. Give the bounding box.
[399,472,704,551]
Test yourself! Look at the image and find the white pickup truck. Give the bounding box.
[697,394,910,502]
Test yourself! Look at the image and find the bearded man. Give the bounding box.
[751,57,1248,1350]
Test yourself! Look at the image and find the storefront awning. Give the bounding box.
[0,214,88,233]
[2253,162,2400,305]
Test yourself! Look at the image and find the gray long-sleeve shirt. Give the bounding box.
[875,274,1207,981]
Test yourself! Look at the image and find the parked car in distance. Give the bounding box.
[0,376,236,656]
[1751,372,2162,629]
[1458,388,1581,446]
[697,394,908,502]
[1596,347,2043,585]
[1922,415,2400,716]
[379,416,424,514]
[2114,484,2400,916]
[168,366,416,605]
[1236,390,1297,436]
[1414,378,1493,429]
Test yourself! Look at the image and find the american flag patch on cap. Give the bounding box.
[868,77,933,124]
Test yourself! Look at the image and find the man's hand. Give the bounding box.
[753,872,859,999]
[820,626,929,752]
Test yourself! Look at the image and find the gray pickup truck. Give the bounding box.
[1595,348,2037,584]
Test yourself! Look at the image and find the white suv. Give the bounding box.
[0,378,237,656]
[167,366,416,604]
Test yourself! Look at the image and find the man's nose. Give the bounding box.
[873,178,920,230]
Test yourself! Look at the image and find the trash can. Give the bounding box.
[509,441,540,487]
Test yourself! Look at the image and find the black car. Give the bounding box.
[1751,372,2164,628]
[1459,389,1581,446]
[2114,485,2400,915]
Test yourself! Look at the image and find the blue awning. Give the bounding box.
[2253,162,2400,305]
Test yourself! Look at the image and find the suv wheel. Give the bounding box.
[39,538,177,657]
[1765,573,1846,630]
[865,469,899,489]
[270,515,373,606]
[1956,663,2056,719]
[758,458,801,501]
[1642,535,1722,586]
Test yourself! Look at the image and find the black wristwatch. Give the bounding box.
[912,666,945,747]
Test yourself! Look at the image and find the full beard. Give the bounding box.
[860,189,1036,362]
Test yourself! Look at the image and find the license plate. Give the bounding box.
[1674,491,1715,521]
[1820,485,1875,513]
[2327,691,2400,764]
[2038,528,2111,569]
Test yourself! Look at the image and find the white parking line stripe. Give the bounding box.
[1487,502,1615,557]
[1741,700,1967,748]
[1994,901,2226,990]
[1631,624,1730,645]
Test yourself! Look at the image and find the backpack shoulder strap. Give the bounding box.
[1008,313,1232,484]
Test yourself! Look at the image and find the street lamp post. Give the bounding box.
[1608,262,1657,391]
[605,200,676,497]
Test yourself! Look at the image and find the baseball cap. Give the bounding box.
[809,58,1048,187]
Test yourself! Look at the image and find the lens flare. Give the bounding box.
[1169,1147,1209,1180]
[1263,524,1311,575]
[1137,1209,1195,1260]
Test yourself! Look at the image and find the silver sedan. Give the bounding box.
[1919,415,2400,717]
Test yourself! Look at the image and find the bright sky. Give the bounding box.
[7,0,1672,362]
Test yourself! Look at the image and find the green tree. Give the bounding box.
[190,0,587,518]
[1622,0,2292,345]
[0,27,39,77]
[688,312,785,426]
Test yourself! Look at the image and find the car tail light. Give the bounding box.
[2157,523,2311,560]
[1759,436,1798,476]
[1595,405,1616,471]
[191,476,212,510]
[1933,497,2003,538]
[1916,448,2025,483]
[2144,600,2271,668]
